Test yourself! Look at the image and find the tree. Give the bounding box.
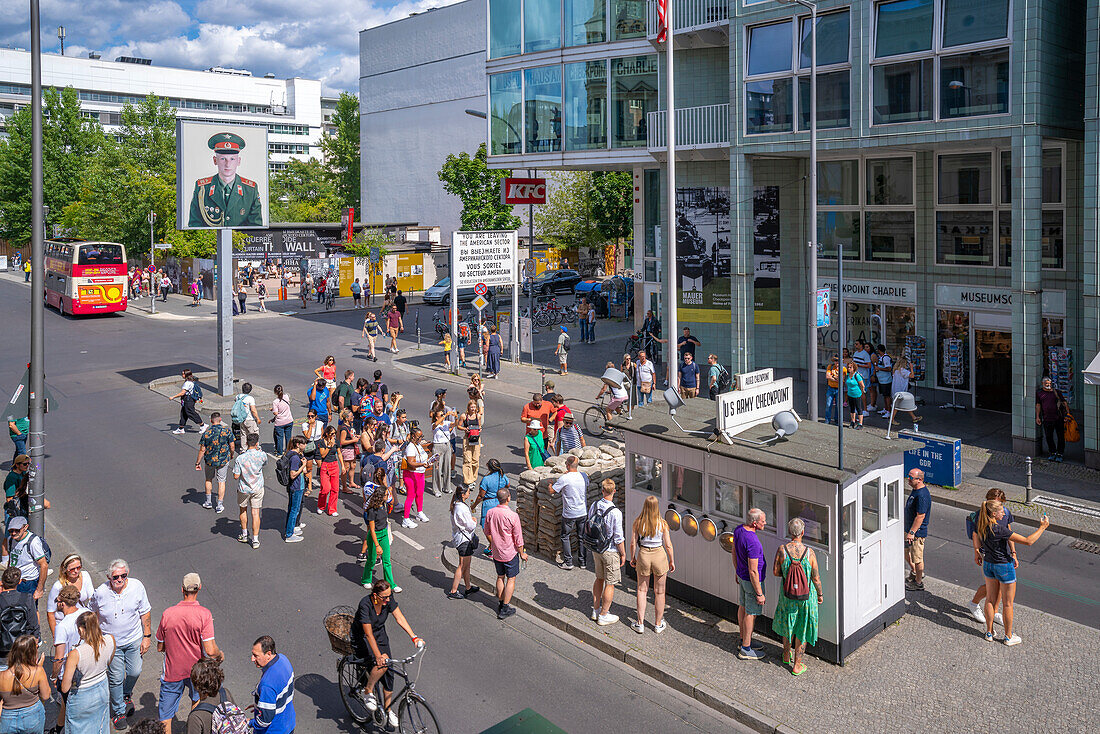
[343,226,395,259]
[438,144,521,231]
[533,171,603,250]
[269,158,340,222]
[319,92,360,211]
[589,171,632,241]
[0,86,106,244]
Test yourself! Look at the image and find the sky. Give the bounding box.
[0,0,463,95]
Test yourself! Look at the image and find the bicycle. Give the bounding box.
[326,287,336,310]
[327,607,441,733]
[583,393,624,439]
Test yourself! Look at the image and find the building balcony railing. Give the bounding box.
[647,104,729,152]
[646,0,730,38]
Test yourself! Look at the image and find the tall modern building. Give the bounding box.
[0,48,324,172]
[359,1,488,247]
[483,0,1096,464]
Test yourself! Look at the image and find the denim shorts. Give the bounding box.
[738,577,764,615]
[983,560,1017,584]
[158,677,197,721]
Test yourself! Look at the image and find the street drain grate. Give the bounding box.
[1069,539,1100,554]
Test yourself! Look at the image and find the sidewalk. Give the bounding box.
[127,289,419,320]
[440,545,1094,734]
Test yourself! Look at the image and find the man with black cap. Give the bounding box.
[187,131,264,228]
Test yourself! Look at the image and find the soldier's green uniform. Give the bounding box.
[187,132,264,228]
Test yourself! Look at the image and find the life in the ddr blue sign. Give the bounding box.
[900,431,961,488]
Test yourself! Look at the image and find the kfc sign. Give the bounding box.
[501,178,547,205]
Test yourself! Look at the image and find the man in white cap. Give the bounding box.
[6,516,47,603]
[556,325,570,375]
[156,573,223,730]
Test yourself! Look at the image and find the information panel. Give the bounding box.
[453,230,518,288]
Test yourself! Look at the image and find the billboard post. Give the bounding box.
[217,229,234,396]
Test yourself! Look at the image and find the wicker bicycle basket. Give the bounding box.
[324,605,356,656]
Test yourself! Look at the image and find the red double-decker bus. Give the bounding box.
[44,239,128,315]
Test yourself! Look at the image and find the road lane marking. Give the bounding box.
[391,530,424,551]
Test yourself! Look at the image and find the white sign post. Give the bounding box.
[452,230,519,374]
[717,377,795,438]
[519,317,533,365]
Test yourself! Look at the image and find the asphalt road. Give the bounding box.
[0,277,744,734]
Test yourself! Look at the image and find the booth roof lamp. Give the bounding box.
[662,388,711,435]
[885,391,918,440]
[723,409,803,446]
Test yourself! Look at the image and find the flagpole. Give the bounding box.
[665,0,678,388]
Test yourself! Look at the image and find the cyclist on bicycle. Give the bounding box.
[595,361,629,423]
[352,579,423,728]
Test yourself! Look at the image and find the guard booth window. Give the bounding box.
[861,478,881,538]
[631,454,661,495]
[670,465,703,508]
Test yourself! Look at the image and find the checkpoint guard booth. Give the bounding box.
[613,370,918,663]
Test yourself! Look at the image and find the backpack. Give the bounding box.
[562,333,571,352]
[459,322,470,341]
[190,383,204,402]
[715,364,732,391]
[581,503,614,554]
[782,545,811,601]
[275,451,293,487]
[230,394,250,424]
[0,604,31,653]
[965,511,977,540]
[192,689,250,734]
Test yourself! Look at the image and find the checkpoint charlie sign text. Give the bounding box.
[452,230,518,288]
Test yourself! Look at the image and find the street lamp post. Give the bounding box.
[779,0,819,423]
[148,210,157,314]
[28,0,47,539]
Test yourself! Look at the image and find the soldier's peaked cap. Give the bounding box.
[208,131,246,153]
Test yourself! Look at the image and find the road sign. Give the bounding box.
[370,246,380,264]
[523,258,536,279]
[154,242,171,250]
[452,230,518,288]
[473,283,488,297]
[471,294,490,312]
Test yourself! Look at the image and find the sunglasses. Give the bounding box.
[15,461,29,467]
[374,593,392,601]
[110,573,128,581]
[66,565,83,573]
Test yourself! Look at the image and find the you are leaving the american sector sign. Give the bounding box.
[452,230,518,288]
[718,376,794,435]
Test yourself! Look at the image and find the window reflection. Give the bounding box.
[611,56,657,148]
[565,0,605,45]
[524,66,562,153]
[670,465,703,508]
[488,0,521,58]
[489,72,522,155]
[564,61,607,151]
[631,454,661,495]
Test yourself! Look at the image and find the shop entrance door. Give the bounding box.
[974,329,1012,411]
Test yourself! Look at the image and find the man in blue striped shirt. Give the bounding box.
[249,636,296,733]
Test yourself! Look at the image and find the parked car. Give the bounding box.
[422,276,495,306]
[523,268,582,295]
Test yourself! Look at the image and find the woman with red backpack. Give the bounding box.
[771,518,824,676]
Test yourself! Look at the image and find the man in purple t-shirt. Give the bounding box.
[732,508,767,660]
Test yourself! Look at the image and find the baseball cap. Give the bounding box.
[182,572,202,592]
[434,388,447,397]
[561,325,568,332]
[6,517,27,532]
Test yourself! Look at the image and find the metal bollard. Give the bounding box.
[1025,456,1033,505]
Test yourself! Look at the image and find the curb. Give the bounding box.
[439,546,799,734]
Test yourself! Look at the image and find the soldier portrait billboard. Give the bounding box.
[176,121,268,230]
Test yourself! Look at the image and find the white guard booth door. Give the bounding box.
[857,476,884,620]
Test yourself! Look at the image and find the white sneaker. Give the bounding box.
[590,607,598,621]
[597,613,619,626]
[387,710,399,728]
[172,428,185,434]
[401,518,418,529]
[199,424,209,433]
[364,694,378,712]
[393,586,403,593]
[969,601,986,624]
[284,535,303,543]
[1003,633,1021,646]
[861,410,870,416]
[416,511,430,523]
[630,620,644,634]
[654,620,667,634]
[994,612,1004,626]
[316,507,325,514]
[293,527,303,536]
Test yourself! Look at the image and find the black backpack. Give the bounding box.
[715,364,732,391]
[275,452,293,487]
[581,503,614,554]
[0,604,31,653]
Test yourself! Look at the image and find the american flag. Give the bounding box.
[657,0,668,42]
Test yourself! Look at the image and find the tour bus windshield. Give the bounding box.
[78,243,125,265]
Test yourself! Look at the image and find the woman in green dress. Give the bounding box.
[523,420,547,470]
[772,517,824,675]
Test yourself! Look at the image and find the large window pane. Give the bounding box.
[489,0,521,59]
[866,158,914,205]
[865,211,915,262]
[524,66,562,153]
[818,160,859,205]
[942,0,1009,47]
[787,497,830,546]
[1000,150,1011,203]
[489,71,522,155]
[612,0,646,40]
[748,487,777,529]
[937,309,970,390]
[800,11,849,68]
[1043,210,1064,269]
[631,454,661,494]
[524,0,561,52]
[818,211,860,260]
[936,210,994,265]
[940,49,1010,119]
[998,210,1011,267]
[671,465,703,507]
[564,61,607,150]
[713,479,744,519]
[938,153,992,204]
[611,56,658,148]
[875,0,933,58]
[862,479,881,538]
[798,71,851,129]
[746,78,793,134]
[884,306,916,364]
[565,0,606,46]
[1042,148,1063,204]
[872,59,933,124]
[748,21,793,76]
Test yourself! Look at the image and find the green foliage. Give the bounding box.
[343,227,394,258]
[269,158,340,223]
[438,144,521,231]
[589,171,632,242]
[0,87,106,244]
[533,170,633,252]
[319,92,360,211]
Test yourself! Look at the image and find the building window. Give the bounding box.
[713,479,744,519]
[748,487,777,530]
[670,465,703,507]
[998,147,1064,269]
[525,0,562,52]
[818,159,859,205]
[745,11,849,135]
[936,309,970,390]
[611,0,647,40]
[489,71,522,154]
[611,55,657,148]
[872,0,1010,124]
[787,497,829,546]
[937,210,994,266]
[565,0,606,45]
[268,143,308,154]
[489,0,521,58]
[631,454,661,494]
[564,61,608,150]
[524,66,562,153]
[818,211,860,260]
[938,153,992,205]
[820,156,915,262]
[866,157,914,205]
[865,211,915,262]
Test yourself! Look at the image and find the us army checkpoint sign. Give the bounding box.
[176,121,269,230]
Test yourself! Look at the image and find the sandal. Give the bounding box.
[791,662,807,676]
